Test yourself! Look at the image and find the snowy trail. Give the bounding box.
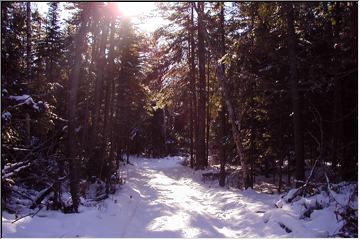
[2,156,330,237]
[116,156,289,238]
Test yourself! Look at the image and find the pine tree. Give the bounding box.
[67,4,90,212]
[195,2,207,169]
[45,2,62,83]
[286,3,305,186]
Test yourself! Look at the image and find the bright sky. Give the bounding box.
[34,2,166,34]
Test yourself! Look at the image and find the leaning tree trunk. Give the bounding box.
[216,65,251,189]
[67,8,89,212]
[195,4,251,189]
[286,3,305,187]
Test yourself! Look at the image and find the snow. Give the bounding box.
[8,95,31,102]
[2,111,11,122]
[259,65,273,73]
[2,88,8,96]
[49,82,64,89]
[2,163,31,179]
[8,95,40,111]
[75,126,82,133]
[2,156,355,237]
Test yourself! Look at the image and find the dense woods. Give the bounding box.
[1,2,357,233]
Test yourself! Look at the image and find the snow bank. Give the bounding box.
[270,182,357,237]
[2,156,357,238]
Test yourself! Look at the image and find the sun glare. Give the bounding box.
[116,2,151,17]
[114,2,167,33]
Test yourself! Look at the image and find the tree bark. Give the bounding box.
[195,4,251,189]
[103,16,116,183]
[25,113,31,146]
[93,17,109,142]
[85,11,99,173]
[187,40,194,167]
[91,16,109,175]
[25,2,32,146]
[67,7,89,212]
[189,4,196,168]
[216,65,251,189]
[286,3,305,186]
[219,106,226,187]
[218,3,226,187]
[196,2,206,169]
[330,2,344,174]
[26,2,31,82]
[206,51,210,167]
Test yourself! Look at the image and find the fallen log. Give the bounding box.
[285,159,319,203]
[95,194,108,202]
[30,184,54,209]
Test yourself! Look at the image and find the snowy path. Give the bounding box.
[2,156,331,237]
[116,156,283,238]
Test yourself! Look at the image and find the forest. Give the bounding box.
[1,1,358,238]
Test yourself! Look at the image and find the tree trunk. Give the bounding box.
[26,2,31,82]
[25,113,31,146]
[195,3,251,189]
[109,76,116,167]
[80,52,91,153]
[67,8,89,212]
[330,2,344,175]
[25,2,32,147]
[218,3,226,187]
[278,118,284,193]
[91,16,109,175]
[219,106,226,187]
[249,126,255,189]
[196,2,206,169]
[103,16,116,182]
[286,3,305,187]
[81,95,90,152]
[86,12,99,174]
[206,52,210,167]
[189,4,196,168]
[216,65,251,189]
[188,82,194,167]
[93,18,109,141]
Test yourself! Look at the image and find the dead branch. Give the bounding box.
[286,159,319,203]
[30,184,54,209]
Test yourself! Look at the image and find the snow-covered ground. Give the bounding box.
[2,156,354,237]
